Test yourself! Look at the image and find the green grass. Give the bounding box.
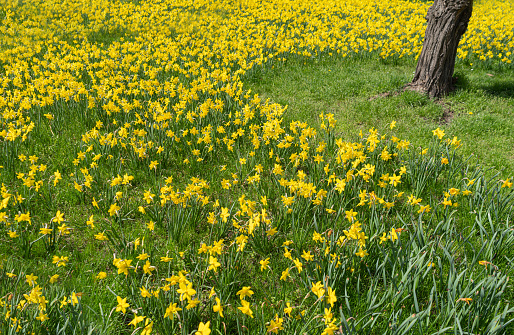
[245,55,514,177]
[2,1,514,333]
[1,53,513,334]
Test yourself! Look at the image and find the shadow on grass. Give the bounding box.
[479,80,514,98]
[454,70,514,98]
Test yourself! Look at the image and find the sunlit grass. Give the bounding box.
[0,0,513,334]
[245,55,514,176]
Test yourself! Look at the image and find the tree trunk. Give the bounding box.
[409,0,473,98]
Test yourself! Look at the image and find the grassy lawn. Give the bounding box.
[245,56,514,176]
[1,0,514,334]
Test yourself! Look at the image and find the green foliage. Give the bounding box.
[1,0,513,334]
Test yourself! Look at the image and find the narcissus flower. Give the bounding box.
[311,281,325,299]
[108,203,120,216]
[236,286,254,300]
[208,256,221,272]
[502,178,512,188]
[432,127,445,139]
[52,210,64,223]
[128,315,145,327]
[326,287,337,307]
[164,303,182,319]
[238,300,254,318]
[195,321,211,335]
[213,297,223,317]
[26,273,38,286]
[96,272,107,280]
[36,312,49,322]
[260,258,270,271]
[280,268,290,281]
[116,296,130,314]
[94,232,108,241]
[267,314,284,333]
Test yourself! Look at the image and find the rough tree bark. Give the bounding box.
[409,0,473,98]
